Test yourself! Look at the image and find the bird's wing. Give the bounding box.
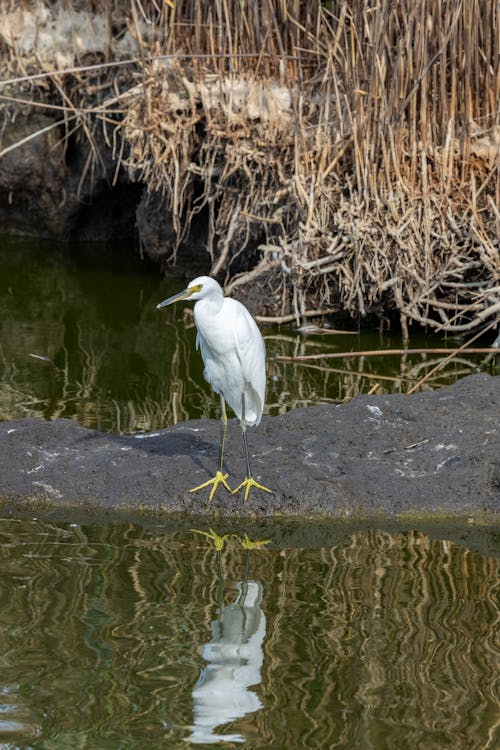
[231,300,266,424]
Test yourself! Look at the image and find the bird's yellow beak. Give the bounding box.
[156,287,194,309]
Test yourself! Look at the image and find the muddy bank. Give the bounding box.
[0,374,498,519]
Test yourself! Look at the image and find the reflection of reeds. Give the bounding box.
[0,299,496,431]
[0,521,497,746]
[258,530,499,748]
[0,240,496,431]
[266,335,498,410]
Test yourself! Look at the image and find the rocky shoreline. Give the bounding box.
[0,374,498,520]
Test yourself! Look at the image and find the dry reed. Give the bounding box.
[0,0,499,336]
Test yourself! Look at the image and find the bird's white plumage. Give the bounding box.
[191,278,265,426]
[156,275,271,499]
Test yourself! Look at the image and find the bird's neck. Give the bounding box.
[195,293,224,317]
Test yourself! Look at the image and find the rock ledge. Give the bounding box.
[0,374,498,518]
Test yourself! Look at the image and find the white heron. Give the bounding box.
[157,276,272,501]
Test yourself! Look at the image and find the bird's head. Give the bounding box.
[156,276,222,309]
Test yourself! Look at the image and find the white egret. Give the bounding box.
[157,276,272,501]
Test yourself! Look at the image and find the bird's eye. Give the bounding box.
[189,284,202,294]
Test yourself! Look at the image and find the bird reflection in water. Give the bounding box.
[188,531,269,744]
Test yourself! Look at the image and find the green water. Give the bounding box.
[1,238,497,434]
[1,241,498,749]
[0,517,497,749]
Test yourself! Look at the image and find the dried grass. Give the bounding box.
[1,0,499,336]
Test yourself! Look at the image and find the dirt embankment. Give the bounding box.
[0,374,498,519]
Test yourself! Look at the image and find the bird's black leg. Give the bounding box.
[232,395,272,501]
[219,395,228,475]
[240,396,252,478]
[189,395,232,500]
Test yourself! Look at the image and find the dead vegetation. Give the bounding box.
[0,0,499,337]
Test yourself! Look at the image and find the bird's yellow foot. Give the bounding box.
[233,532,272,550]
[189,470,231,501]
[232,476,272,501]
[191,528,229,551]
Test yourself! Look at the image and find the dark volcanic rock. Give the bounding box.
[0,113,140,242]
[135,189,212,270]
[0,114,70,238]
[0,374,498,518]
[0,110,212,268]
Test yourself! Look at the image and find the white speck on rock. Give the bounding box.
[42,450,60,460]
[367,405,383,417]
[394,467,428,478]
[32,481,62,498]
[436,455,460,471]
[26,465,44,474]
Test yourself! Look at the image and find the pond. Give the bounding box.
[0,238,497,434]
[0,517,498,749]
[0,240,498,748]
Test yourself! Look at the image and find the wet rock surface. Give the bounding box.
[0,374,498,518]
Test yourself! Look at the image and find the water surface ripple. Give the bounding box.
[1,239,497,433]
[0,519,497,748]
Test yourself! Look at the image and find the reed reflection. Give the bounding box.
[0,519,496,747]
[1,239,496,434]
[189,533,268,745]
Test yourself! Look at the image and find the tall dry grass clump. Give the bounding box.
[1,0,499,335]
[118,0,499,335]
